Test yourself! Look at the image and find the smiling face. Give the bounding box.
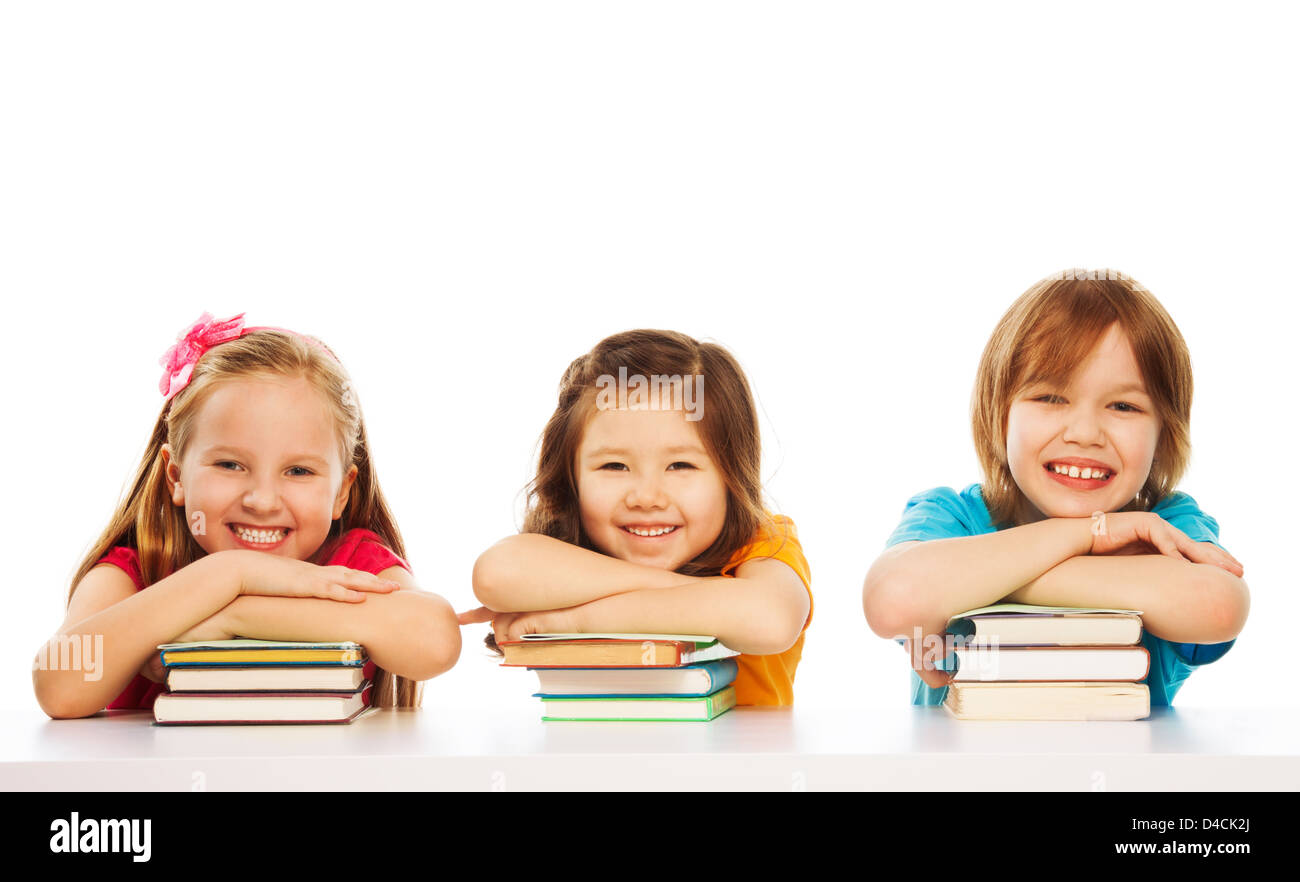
[1005,323,1161,523]
[575,406,728,571]
[161,374,357,560]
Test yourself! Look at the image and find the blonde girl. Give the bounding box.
[34,313,460,718]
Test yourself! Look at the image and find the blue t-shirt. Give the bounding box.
[885,484,1236,706]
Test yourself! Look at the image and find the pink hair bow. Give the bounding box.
[158,312,247,401]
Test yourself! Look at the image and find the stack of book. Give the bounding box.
[152,639,375,725]
[940,604,1151,721]
[498,633,740,721]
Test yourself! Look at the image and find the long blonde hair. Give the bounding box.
[972,270,1194,527]
[71,328,420,708]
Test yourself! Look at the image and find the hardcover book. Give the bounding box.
[499,634,738,668]
[540,685,738,722]
[153,684,373,725]
[531,658,739,697]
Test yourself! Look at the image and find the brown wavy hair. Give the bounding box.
[525,329,779,575]
[972,270,1194,527]
[69,328,420,708]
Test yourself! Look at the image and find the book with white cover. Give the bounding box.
[947,603,1144,646]
[154,684,372,725]
[944,682,1150,721]
[951,645,1150,682]
[532,658,739,697]
[166,662,374,692]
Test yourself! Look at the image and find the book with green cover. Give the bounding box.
[540,685,737,721]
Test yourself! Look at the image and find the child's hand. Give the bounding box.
[228,550,402,603]
[456,606,495,627]
[902,637,954,691]
[456,605,583,644]
[1088,512,1244,576]
[493,607,583,644]
[137,653,167,684]
[136,608,237,683]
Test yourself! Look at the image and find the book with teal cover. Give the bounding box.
[531,658,740,698]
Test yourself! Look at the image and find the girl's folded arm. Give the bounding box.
[216,565,461,681]
[33,554,241,720]
[862,517,1094,640]
[547,557,809,656]
[1006,553,1249,644]
[473,532,684,612]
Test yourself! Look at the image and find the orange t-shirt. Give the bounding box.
[719,515,813,706]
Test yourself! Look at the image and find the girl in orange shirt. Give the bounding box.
[459,329,812,705]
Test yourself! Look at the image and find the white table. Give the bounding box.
[2,706,1296,791]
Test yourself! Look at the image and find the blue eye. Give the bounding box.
[287,467,314,477]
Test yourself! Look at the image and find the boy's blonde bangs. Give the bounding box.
[972,271,1194,526]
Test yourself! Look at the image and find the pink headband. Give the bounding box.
[158,312,339,402]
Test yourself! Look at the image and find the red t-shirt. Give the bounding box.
[95,529,411,710]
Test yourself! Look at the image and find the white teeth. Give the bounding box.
[626,525,677,537]
[233,525,286,544]
[1051,463,1109,480]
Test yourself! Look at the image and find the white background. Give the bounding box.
[2,2,1295,714]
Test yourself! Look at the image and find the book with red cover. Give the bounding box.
[498,636,737,669]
